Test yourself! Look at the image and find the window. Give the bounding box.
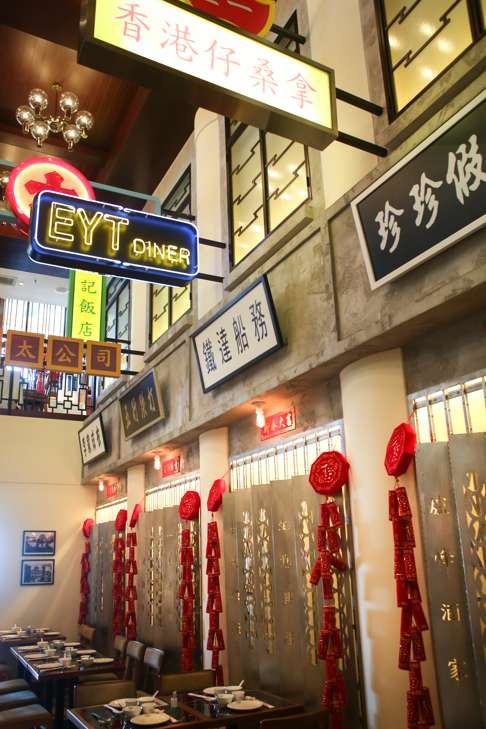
[150,168,192,344]
[227,14,311,266]
[105,278,130,371]
[379,0,485,114]
[3,298,65,336]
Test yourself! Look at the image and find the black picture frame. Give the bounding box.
[78,413,108,466]
[20,559,55,586]
[22,530,56,557]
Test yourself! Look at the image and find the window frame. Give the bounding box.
[375,0,485,120]
[226,12,312,269]
[105,277,131,344]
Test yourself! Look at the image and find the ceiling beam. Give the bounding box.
[0,1,81,49]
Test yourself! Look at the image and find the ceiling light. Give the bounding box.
[55,285,68,294]
[154,454,161,470]
[252,401,266,429]
[17,281,24,286]
[15,82,94,151]
[98,479,104,492]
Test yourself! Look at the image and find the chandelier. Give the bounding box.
[16,83,94,151]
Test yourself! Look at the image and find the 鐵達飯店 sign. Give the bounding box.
[119,369,165,439]
[29,190,199,286]
[351,90,486,289]
[79,0,337,150]
[192,275,282,392]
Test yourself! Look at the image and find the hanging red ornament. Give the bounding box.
[385,422,417,477]
[206,516,224,684]
[112,509,127,638]
[78,518,94,624]
[129,503,143,529]
[82,518,95,539]
[115,508,128,532]
[179,490,201,520]
[207,479,226,513]
[309,451,350,496]
[385,422,434,729]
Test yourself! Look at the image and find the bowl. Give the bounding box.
[123,706,142,718]
[217,693,234,707]
[141,703,156,714]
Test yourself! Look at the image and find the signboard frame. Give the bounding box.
[119,368,165,439]
[78,0,338,150]
[78,413,108,466]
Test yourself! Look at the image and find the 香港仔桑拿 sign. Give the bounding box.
[29,190,199,286]
[79,0,337,150]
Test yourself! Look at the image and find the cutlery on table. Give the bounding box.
[187,692,214,702]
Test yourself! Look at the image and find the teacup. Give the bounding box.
[46,648,57,657]
[233,690,245,701]
[123,706,142,719]
[37,641,48,650]
[142,703,156,714]
[217,693,234,707]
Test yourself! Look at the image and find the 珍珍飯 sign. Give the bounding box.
[192,275,282,392]
[29,190,199,286]
[78,0,337,150]
[351,90,486,289]
[119,369,165,438]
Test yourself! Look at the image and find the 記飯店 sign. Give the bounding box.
[351,90,486,289]
[192,275,282,392]
[29,190,199,286]
[119,369,165,438]
[79,0,337,150]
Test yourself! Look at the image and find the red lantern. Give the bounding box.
[179,490,201,521]
[385,423,417,477]
[309,451,350,496]
[82,518,95,539]
[207,479,226,513]
[130,503,143,529]
[115,509,128,532]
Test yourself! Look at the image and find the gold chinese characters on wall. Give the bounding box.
[4,330,121,378]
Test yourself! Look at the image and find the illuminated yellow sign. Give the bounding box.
[80,0,337,149]
[68,270,105,342]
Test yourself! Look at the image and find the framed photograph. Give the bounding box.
[20,559,55,586]
[22,530,56,557]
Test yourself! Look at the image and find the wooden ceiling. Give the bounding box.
[0,1,197,193]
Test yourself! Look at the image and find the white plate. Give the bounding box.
[109,698,164,709]
[64,642,80,647]
[77,649,97,655]
[17,645,38,651]
[92,657,114,664]
[130,713,171,726]
[228,700,263,711]
[203,686,242,695]
[38,662,63,671]
[1,635,18,639]
[43,632,59,636]
[23,653,47,659]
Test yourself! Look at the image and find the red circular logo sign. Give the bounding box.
[384,422,416,477]
[309,451,350,496]
[179,490,201,521]
[5,155,95,226]
[207,478,226,513]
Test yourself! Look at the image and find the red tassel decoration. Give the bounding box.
[179,527,196,672]
[206,518,225,684]
[112,510,126,638]
[124,530,138,640]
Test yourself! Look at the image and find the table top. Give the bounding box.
[67,690,303,728]
[0,630,65,647]
[10,645,123,683]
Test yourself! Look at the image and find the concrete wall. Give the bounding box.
[0,417,96,639]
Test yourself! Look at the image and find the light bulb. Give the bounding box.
[98,479,104,492]
[30,119,50,147]
[28,88,49,111]
[256,407,265,429]
[16,105,35,131]
[62,124,81,150]
[75,110,94,134]
[154,454,161,470]
[59,91,79,115]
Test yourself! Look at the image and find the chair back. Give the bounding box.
[260,710,328,729]
[74,679,136,708]
[124,641,146,687]
[113,635,128,660]
[142,648,165,693]
[78,624,96,648]
[160,670,213,694]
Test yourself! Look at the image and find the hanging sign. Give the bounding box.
[79,0,337,150]
[5,330,45,369]
[78,414,107,465]
[67,271,106,342]
[46,335,84,374]
[29,190,199,286]
[180,0,276,36]
[351,90,486,289]
[192,275,282,392]
[260,407,296,441]
[162,455,181,478]
[119,368,165,438]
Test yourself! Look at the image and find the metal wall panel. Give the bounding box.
[88,521,114,655]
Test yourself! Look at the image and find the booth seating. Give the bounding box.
[0,678,30,695]
[0,704,53,728]
[74,679,136,708]
[160,670,213,695]
[0,689,39,711]
[78,624,96,648]
[79,634,127,684]
[0,665,12,682]
[260,710,328,729]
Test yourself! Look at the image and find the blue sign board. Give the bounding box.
[29,190,199,286]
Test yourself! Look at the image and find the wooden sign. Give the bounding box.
[46,336,84,374]
[5,330,44,369]
[119,369,165,438]
[86,340,121,377]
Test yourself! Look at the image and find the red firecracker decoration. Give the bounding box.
[309,452,349,729]
[385,423,434,729]
[178,492,200,671]
[112,509,127,638]
[78,518,94,624]
[206,479,226,685]
[125,504,142,641]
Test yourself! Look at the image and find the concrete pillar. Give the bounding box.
[198,427,229,679]
[127,464,145,521]
[194,109,224,319]
[340,349,442,729]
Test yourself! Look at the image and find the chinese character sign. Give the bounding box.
[260,407,296,441]
[46,336,84,374]
[83,0,336,150]
[67,271,105,342]
[86,341,121,377]
[351,91,486,288]
[78,415,107,465]
[5,331,45,369]
[119,369,165,438]
[192,276,282,392]
[162,455,181,477]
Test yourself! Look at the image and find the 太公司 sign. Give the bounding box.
[79,0,337,150]
[351,90,486,289]
[79,414,107,465]
[192,275,282,392]
[119,369,165,438]
[29,190,199,286]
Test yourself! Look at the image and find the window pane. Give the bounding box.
[117,284,130,341]
[172,284,191,324]
[151,285,170,341]
[383,0,473,111]
[230,125,265,264]
[106,302,117,339]
[266,132,308,230]
[163,167,191,213]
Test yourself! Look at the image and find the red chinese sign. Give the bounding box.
[181,0,276,36]
[46,336,84,374]
[86,341,121,378]
[5,331,45,369]
[106,482,119,499]
[162,456,181,478]
[260,407,296,441]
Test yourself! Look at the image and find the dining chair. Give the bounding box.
[74,679,137,707]
[141,648,165,694]
[0,689,39,711]
[79,634,127,684]
[78,624,96,648]
[0,703,53,728]
[260,709,328,729]
[159,669,213,694]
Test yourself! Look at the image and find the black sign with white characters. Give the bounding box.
[192,275,283,392]
[351,91,486,289]
[119,369,165,439]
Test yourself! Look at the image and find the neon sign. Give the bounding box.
[29,190,199,286]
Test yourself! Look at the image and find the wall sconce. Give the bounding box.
[252,401,266,429]
[98,479,105,493]
[154,454,161,470]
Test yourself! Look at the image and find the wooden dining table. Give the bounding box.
[10,645,124,729]
[67,689,304,728]
[0,630,65,647]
